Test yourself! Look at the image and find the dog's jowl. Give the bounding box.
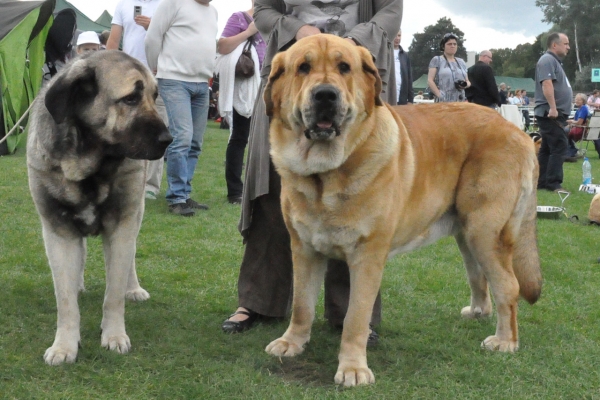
[27,50,171,365]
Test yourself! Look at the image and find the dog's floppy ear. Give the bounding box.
[264,52,286,117]
[45,59,98,124]
[358,47,383,107]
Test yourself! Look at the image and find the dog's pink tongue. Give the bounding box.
[317,121,332,129]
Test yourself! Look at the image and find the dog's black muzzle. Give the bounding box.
[304,84,342,141]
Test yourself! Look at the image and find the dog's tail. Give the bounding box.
[512,164,542,305]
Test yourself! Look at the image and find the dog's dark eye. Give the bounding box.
[338,62,351,74]
[298,62,311,74]
[121,93,141,106]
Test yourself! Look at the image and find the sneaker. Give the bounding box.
[186,198,209,210]
[145,191,157,200]
[168,203,195,217]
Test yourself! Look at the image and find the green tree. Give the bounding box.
[407,17,467,81]
[499,43,540,79]
[488,48,513,76]
[536,0,600,81]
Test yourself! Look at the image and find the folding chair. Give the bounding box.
[581,111,600,155]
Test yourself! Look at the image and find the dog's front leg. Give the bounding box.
[100,226,136,354]
[335,248,386,387]
[266,242,326,357]
[41,223,85,365]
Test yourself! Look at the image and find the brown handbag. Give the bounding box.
[235,12,255,78]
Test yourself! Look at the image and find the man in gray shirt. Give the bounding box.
[534,32,572,192]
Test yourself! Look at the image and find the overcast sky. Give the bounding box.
[66,0,551,52]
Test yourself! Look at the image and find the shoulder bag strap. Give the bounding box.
[241,12,255,46]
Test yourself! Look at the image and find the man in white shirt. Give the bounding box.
[145,0,218,216]
[107,0,167,201]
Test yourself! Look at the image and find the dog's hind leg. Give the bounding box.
[266,245,327,358]
[463,217,521,353]
[41,223,85,365]
[455,232,492,319]
[125,259,150,301]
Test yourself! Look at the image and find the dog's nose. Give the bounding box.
[158,128,173,145]
[312,85,339,105]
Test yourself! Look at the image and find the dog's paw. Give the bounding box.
[126,288,150,301]
[461,305,492,319]
[101,333,131,354]
[481,335,518,352]
[44,343,78,366]
[265,337,305,357]
[334,366,375,387]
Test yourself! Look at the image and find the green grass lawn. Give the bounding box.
[2,121,600,398]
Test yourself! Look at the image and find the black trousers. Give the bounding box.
[236,162,382,326]
[225,108,251,200]
[521,109,530,130]
[537,115,568,190]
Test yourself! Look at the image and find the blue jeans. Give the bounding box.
[158,79,209,205]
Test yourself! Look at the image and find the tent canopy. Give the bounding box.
[0,0,55,154]
[55,0,110,33]
[412,74,536,95]
[494,76,536,95]
[95,10,113,28]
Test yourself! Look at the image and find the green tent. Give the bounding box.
[494,76,535,95]
[55,0,110,33]
[0,0,55,154]
[95,10,113,28]
[412,74,430,92]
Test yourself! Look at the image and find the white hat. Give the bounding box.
[76,31,100,46]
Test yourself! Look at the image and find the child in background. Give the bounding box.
[76,31,100,54]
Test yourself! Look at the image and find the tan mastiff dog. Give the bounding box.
[263,35,542,387]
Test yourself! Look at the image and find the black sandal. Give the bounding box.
[221,309,259,333]
[367,325,379,347]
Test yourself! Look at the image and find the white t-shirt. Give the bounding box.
[112,0,161,67]
[394,48,402,97]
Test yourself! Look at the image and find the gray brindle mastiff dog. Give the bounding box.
[27,50,172,365]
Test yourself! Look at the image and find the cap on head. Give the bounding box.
[76,31,100,46]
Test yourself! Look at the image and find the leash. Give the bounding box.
[0,102,33,146]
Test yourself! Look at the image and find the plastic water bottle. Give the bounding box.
[583,157,592,185]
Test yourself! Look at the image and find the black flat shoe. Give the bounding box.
[367,325,379,347]
[222,309,259,333]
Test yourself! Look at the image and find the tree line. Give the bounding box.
[408,1,600,92]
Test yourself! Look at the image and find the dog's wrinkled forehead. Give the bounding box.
[94,52,155,98]
[287,37,358,72]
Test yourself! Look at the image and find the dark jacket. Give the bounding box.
[397,45,413,104]
[466,61,500,107]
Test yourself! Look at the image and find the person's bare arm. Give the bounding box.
[106,24,123,50]
[427,67,441,98]
[217,22,258,55]
[541,79,557,118]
